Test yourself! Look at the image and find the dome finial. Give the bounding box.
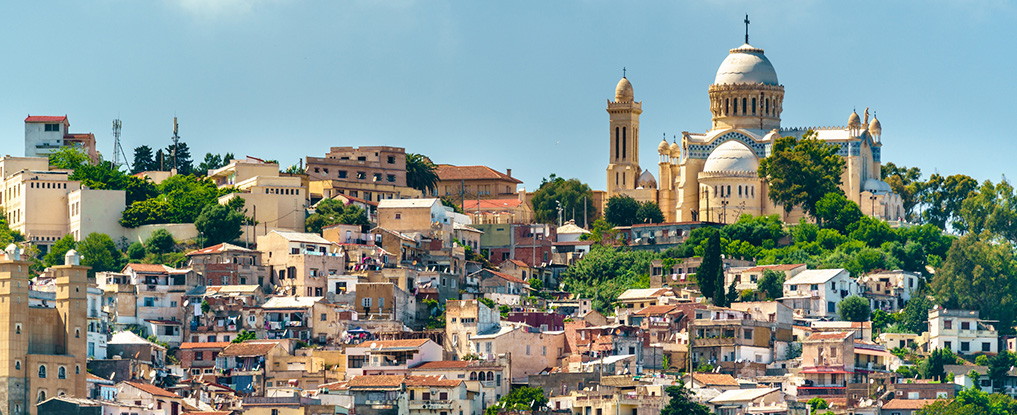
[623,66,626,78]
[744,14,750,44]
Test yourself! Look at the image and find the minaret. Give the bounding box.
[0,244,31,415]
[606,72,642,196]
[52,249,89,399]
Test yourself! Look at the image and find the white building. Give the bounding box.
[780,268,858,319]
[928,307,997,355]
[24,115,98,163]
[87,286,109,359]
[857,270,920,312]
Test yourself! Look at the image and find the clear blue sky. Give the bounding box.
[2,1,1013,191]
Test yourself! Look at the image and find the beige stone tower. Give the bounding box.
[0,245,31,415]
[656,138,680,222]
[51,250,89,400]
[606,76,642,196]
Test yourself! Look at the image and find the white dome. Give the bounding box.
[615,77,634,102]
[863,178,892,193]
[637,170,657,189]
[868,116,882,136]
[704,141,759,173]
[714,44,779,86]
[848,110,861,129]
[657,138,670,155]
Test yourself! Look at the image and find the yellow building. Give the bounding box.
[210,157,308,237]
[306,146,422,203]
[434,164,522,200]
[604,33,902,224]
[0,246,88,415]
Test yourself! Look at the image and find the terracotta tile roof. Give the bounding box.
[405,375,462,387]
[435,165,521,184]
[361,339,430,349]
[462,199,524,210]
[881,399,940,410]
[87,373,111,382]
[123,381,179,398]
[179,342,231,350]
[185,412,233,415]
[634,305,677,316]
[319,380,349,391]
[487,270,527,284]
[806,332,854,341]
[690,373,739,386]
[743,263,806,273]
[186,243,255,256]
[25,115,67,123]
[347,375,406,388]
[504,259,529,268]
[124,263,172,273]
[220,340,284,357]
[413,361,474,369]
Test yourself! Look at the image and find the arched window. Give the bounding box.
[622,127,627,159]
[37,390,46,403]
[727,185,731,196]
[765,99,770,115]
[58,366,66,379]
[742,98,747,115]
[738,186,742,196]
[733,98,738,115]
[752,98,757,115]
[725,98,730,115]
[615,127,620,159]
[487,371,494,381]
[15,360,21,370]
[469,372,477,381]
[38,365,46,378]
[478,372,486,381]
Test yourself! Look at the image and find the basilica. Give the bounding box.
[606,37,902,224]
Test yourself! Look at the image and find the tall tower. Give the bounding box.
[0,245,31,415]
[606,75,642,196]
[52,250,89,399]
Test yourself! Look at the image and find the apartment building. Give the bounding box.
[858,270,921,312]
[445,300,501,358]
[184,285,264,344]
[210,157,308,236]
[215,340,290,396]
[434,164,521,200]
[781,268,859,319]
[928,307,998,355]
[24,115,98,163]
[409,360,508,407]
[257,230,344,297]
[306,146,421,202]
[186,242,271,287]
[343,339,443,378]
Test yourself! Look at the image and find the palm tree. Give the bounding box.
[406,153,439,196]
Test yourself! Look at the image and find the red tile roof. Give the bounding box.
[634,305,678,316]
[347,375,406,388]
[806,332,854,341]
[179,342,231,350]
[689,373,739,386]
[413,361,474,369]
[504,259,529,268]
[881,399,940,410]
[362,339,430,349]
[462,199,525,210]
[435,165,521,184]
[144,319,182,325]
[405,375,462,387]
[220,340,284,357]
[187,243,255,256]
[487,270,527,285]
[124,381,179,398]
[25,115,67,123]
[744,263,807,273]
[124,263,171,273]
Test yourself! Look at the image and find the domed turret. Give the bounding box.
[848,110,861,130]
[868,115,882,137]
[657,138,670,155]
[4,243,20,261]
[65,249,81,266]
[703,141,759,174]
[669,140,681,159]
[714,44,779,86]
[615,77,634,102]
[637,169,657,189]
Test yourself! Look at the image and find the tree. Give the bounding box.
[164,141,193,174]
[917,386,1017,415]
[405,153,439,196]
[814,192,864,234]
[932,231,1017,335]
[725,280,738,305]
[77,233,123,277]
[305,198,371,234]
[900,289,932,333]
[957,179,1017,240]
[120,199,173,228]
[440,196,464,214]
[919,348,957,381]
[232,330,257,343]
[659,382,712,415]
[987,352,1016,392]
[696,228,724,306]
[604,195,641,226]
[132,145,157,173]
[145,229,175,255]
[158,174,233,223]
[484,386,547,415]
[758,269,785,300]
[127,242,146,261]
[195,203,245,246]
[807,397,830,413]
[635,201,665,224]
[48,146,90,170]
[921,173,977,230]
[44,234,77,267]
[282,164,305,175]
[560,244,656,313]
[195,153,224,176]
[882,162,924,221]
[757,130,846,218]
[70,161,158,205]
[530,174,596,227]
[837,296,871,322]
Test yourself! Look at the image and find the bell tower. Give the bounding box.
[606,73,642,196]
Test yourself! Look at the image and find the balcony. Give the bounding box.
[408,400,453,410]
[694,337,736,347]
[797,386,846,397]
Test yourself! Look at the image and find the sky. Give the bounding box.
[1,1,1015,192]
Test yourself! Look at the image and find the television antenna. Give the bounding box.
[171,117,180,172]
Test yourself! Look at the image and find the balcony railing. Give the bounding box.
[797,386,846,397]
[408,400,453,410]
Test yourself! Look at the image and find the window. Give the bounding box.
[744,329,753,340]
[207,335,216,342]
[810,284,818,291]
[387,174,396,183]
[321,313,327,321]
[983,342,991,352]
[944,341,952,350]
[542,346,546,356]
[357,172,366,180]
[195,351,204,361]
[362,297,372,308]
[45,123,60,132]
[961,321,970,330]
[961,342,970,352]
[827,301,836,313]
[395,213,401,220]
[789,285,797,291]
[144,297,155,307]
[38,365,46,378]
[387,155,395,164]
[37,390,46,403]
[15,360,20,370]
[373,173,382,182]
[378,297,384,309]
[58,366,66,379]
[526,345,531,355]
[944,320,952,329]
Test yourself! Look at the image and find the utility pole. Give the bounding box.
[583,196,588,229]
[171,117,180,173]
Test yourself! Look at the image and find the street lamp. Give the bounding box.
[869,195,878,219]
